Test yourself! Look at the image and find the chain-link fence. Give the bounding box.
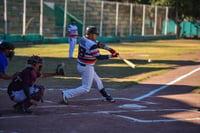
[0,0,177,42]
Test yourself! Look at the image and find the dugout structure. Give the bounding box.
[0,0,188,44]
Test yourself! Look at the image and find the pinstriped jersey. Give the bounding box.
[68,24,78,37]
[77,37,100,65]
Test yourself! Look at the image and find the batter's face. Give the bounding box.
[87,34,97,41]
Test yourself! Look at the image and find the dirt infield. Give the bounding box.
[1,53,200,132]
[0,63,200,133]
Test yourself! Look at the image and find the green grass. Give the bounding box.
[6,39,200,89]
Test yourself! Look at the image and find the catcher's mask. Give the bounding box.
[27,55,43,71]
[0,40,15,60]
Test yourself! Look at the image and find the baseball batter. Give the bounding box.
[62,26,119,104]
[7,55,63,114]
[67,19,78,58]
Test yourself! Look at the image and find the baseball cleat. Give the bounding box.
[21,108,32,114]
[13,103,32,114]
[102,95,116,103]
[62,91,68,104]
[13,103,23,113]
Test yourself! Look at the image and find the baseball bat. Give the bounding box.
[119,55,136,69]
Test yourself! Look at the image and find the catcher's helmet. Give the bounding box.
[85,26,99,35]
[27,55,43,65]
[0,40,14,51]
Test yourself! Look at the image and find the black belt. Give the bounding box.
[78,62,86,66]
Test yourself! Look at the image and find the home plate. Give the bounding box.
[119,104,146,109]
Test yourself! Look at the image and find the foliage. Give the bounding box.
[106,0,150,4]
[150,0,200,21]
[107,0,200,20]
[148,0,200,38]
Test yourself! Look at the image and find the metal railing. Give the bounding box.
[0,0,176,39]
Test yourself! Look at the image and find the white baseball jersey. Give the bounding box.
[62,37,108,99]
[68,24,78,37]
[77,36,100,65]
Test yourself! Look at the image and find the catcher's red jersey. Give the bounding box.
[8,66,41,93]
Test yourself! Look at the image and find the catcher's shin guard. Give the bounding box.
[99,89,115,103]
[13,102,32,114]
[31,85,45,102]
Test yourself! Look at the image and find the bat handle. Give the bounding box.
[118,55,123,59]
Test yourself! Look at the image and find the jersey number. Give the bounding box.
[78,46,86,58]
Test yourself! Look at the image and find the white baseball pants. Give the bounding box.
[68,37,77,58]
[10,87,40,103]
[63,64,104,99]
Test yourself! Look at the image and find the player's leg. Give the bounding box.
[11,86,45,113]
[62,65,94,103]
[68,38,73,58]
[69,38,76,58]
[11,89,32,113]
[71,38,77,58]
[93,71,115,103]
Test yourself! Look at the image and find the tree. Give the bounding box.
[150,0,200,38]
[107,0,150,4]
[108,0,200,38]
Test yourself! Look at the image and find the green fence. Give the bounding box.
[0,0,178,44]
[180,21,200,38]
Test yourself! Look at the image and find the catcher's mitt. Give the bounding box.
[56,63,65,76]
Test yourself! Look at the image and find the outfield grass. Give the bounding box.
[5,39,200,89]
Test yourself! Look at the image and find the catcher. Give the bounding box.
[7,55,64,114]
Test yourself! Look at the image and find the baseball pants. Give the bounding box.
[10,85,45,103]
[68,37,77,58]
[63,64,104,99]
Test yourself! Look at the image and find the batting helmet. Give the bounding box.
[27,55,43,65]
[85,26,99,35]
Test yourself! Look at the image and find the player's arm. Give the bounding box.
[40,64,65,77]
[21,83,31,100]
[90,45,117,60]
[0,72,18,80]
[96,41,110,50]
[96,41,119,58]
[67,25,72,37]
[40,72,57,78]
[0,62,13,79]
[0,72,12,80]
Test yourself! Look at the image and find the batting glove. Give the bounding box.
[109,48,116,54]
[111,52,119,57]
